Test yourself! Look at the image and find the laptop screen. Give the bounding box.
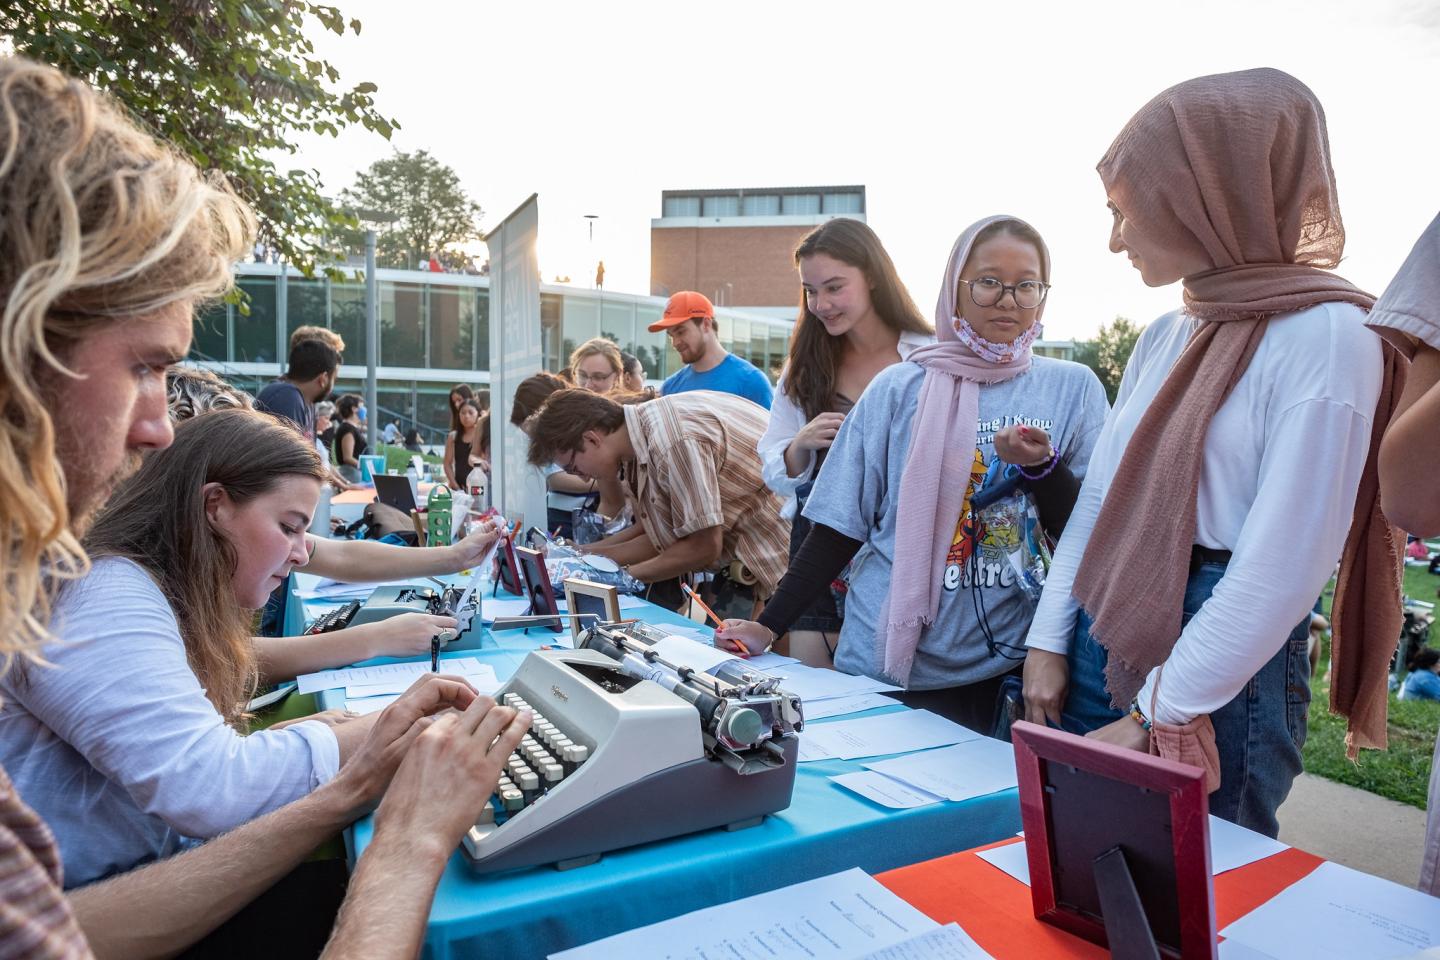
[373,474,417,514]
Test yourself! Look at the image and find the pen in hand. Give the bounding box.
[430,629,457,673]
[681,584,747,658]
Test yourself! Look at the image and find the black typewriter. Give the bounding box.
[305,600,361,635]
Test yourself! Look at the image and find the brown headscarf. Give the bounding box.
[1072,68,1405,756]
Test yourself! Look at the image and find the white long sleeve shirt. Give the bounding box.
[759,330,933,520]
[1025,303,1384,725]
[0,557,339,887]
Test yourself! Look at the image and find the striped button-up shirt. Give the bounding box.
[0,766,92,957]
[622,391,790,596]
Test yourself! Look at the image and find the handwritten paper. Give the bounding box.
[1219,860,1440,959]
[549,868,938,960]
[777,663,904,703]
[860,924,996,959]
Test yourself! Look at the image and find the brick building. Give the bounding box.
[650,185,866,315]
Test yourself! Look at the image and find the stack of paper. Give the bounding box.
[296,578,387,601]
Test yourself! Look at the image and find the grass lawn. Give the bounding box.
[1301,559,1440,809]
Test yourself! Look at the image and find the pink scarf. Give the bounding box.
[880,216,1047,684]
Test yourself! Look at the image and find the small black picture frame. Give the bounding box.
[492,535,524,596]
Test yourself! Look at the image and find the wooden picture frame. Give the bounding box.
[1010,720,1216,960]
[492,534,524,596]
[561,578,621,643]
[515,545,563,633]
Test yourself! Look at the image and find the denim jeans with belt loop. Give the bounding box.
[1059,555,1311,838]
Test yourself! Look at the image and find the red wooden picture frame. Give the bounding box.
[492,535,524,596]
[1010,721,1216,960]
[514,545,564,633]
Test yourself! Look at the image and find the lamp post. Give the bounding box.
[348,207,399,450]
[584,214,599,289]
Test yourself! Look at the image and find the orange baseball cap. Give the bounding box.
[649,291,715,332]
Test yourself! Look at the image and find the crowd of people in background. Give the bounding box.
[5,51,1440,958]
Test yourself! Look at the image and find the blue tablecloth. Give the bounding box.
[303,582,1022,960]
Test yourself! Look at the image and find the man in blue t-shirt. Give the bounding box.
[254,338,340,441]
[653,291,773,409]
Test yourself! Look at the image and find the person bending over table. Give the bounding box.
[525,389,791,618]
[0,408,476,889]
[717,216,1108,734]
[1021,69,1402,839]
[0,55,527,959]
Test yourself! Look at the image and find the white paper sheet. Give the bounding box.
[778,663,904,703]
[296,656,489,694]
[344,663,498,698]
[345,694,401,715]
[651,634,735,672]
[798,710,977,762]
[859,923,996,959]
[1206,816,1289,875]
[482,596,538,621]
[805,694,901,721]
[830,771,943,809]
[296,579,388,600]
[976,816,1290,891]
[976,840,1031,885]
[1219,861,1440,959]
[742,651,801,671]
[548,868,938,960]
[616,594,649,611]
[862,737,1014,802]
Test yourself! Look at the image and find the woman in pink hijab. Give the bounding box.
[1023,68,1404,837]
[718,216,1108,733]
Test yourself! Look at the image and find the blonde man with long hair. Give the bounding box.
[0,56,527,957]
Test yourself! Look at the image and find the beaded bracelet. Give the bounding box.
[1128,699,1153,732]
[1017,446,1059,481]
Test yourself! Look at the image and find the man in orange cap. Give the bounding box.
[651,291,773,408]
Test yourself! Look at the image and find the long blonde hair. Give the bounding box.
[0,57,254,669]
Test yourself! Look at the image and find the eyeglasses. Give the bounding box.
[559,448,583,476]
[961,276,1051,310]
[575,370,616,385]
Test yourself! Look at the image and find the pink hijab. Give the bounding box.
[880,216,1048,684]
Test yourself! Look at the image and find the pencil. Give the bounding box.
[682,584,748,658]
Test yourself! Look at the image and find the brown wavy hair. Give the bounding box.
[0,57,254,670]
[448,383,474,434]
[83,409,325,725]
[788,219,930,420]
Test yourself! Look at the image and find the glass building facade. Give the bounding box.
[193,264,797,442]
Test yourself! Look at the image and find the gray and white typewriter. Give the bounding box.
[461,619,804,874]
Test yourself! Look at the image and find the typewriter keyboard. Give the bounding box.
[476,692,590,825]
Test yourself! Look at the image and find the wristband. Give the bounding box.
[1128,699,1153,732]
[1017,447,1059,481]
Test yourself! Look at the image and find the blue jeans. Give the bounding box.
[1060,560,1310,838]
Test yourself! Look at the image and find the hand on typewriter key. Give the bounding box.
[374,695,532,863]
[369,612,460,658]
[713,619,775,657]
[328,673,486,816]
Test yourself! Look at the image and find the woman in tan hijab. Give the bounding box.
[1022,68,1404,837]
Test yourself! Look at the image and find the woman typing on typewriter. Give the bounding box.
[0,408,480,887]
[718,216,1109,734]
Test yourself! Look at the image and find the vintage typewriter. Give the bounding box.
[304,600,361,635]
[348,581,484,650]
[461,619,804,874]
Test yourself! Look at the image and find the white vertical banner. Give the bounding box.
[485,194,549,530]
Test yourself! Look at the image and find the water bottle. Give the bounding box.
[466,464,488,511]
[309,484,333,535]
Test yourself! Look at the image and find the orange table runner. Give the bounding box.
[876,837,1323,958]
